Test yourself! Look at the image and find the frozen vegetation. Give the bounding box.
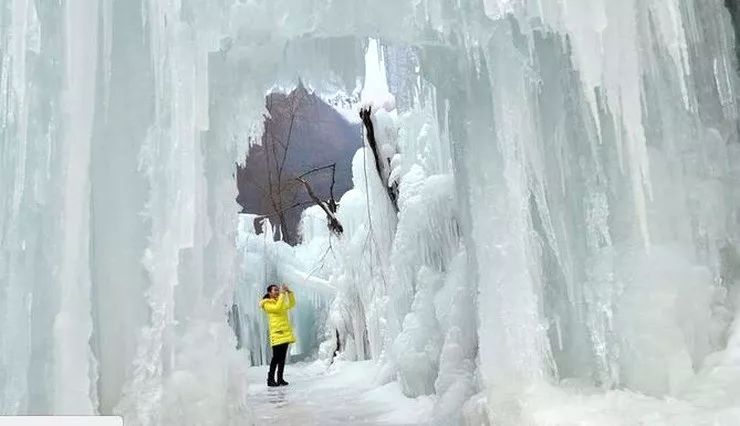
[4,0,740,425]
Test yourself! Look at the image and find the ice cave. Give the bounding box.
[3,0,740,425]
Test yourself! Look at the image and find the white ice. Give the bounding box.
[247,360,432,425]
[3,0,740,425]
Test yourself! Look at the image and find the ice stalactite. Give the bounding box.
[1,0,251,423]
[111,1,249,424]
[89,0,152,415]
[0,0,101,414]
[54,0,99,414]
[1,0,55,414]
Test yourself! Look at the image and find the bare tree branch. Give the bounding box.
[297,163,340,213]
[296,177,344,235]
[297,163,336,179]
[329,163,337,211]
[278,105,297,183]
[252,200,317,221]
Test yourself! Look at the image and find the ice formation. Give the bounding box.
[234,213,335,365]
[3,0,740,425]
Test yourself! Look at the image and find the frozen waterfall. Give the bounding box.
[3,0,740,425]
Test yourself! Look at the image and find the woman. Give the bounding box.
[260,284,296,387]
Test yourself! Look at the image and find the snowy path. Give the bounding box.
[247,361,433,425]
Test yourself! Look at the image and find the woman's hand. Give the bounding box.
[281,284,291,293]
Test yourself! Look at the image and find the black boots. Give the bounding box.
[268,343,290,387]
[267,378,288,387]
[267,374,289,387]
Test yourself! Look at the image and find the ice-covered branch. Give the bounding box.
[295,176,344,236]
[359,106,399,212]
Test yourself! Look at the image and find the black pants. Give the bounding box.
[268,343,289,382]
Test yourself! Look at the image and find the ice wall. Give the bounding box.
[417,1,740,423]
[1,0,100,414]
[460,0,740,412]
[0,1,249,424]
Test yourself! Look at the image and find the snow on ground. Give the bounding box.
[247,360,433,425]
[509,382,740,426]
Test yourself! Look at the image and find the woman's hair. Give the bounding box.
[263,284,279,299]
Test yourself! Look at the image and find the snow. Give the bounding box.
[247,360,432,425]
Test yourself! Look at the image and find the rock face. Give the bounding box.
[237,86,361,244]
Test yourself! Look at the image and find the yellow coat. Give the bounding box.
[259,292,297,346]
